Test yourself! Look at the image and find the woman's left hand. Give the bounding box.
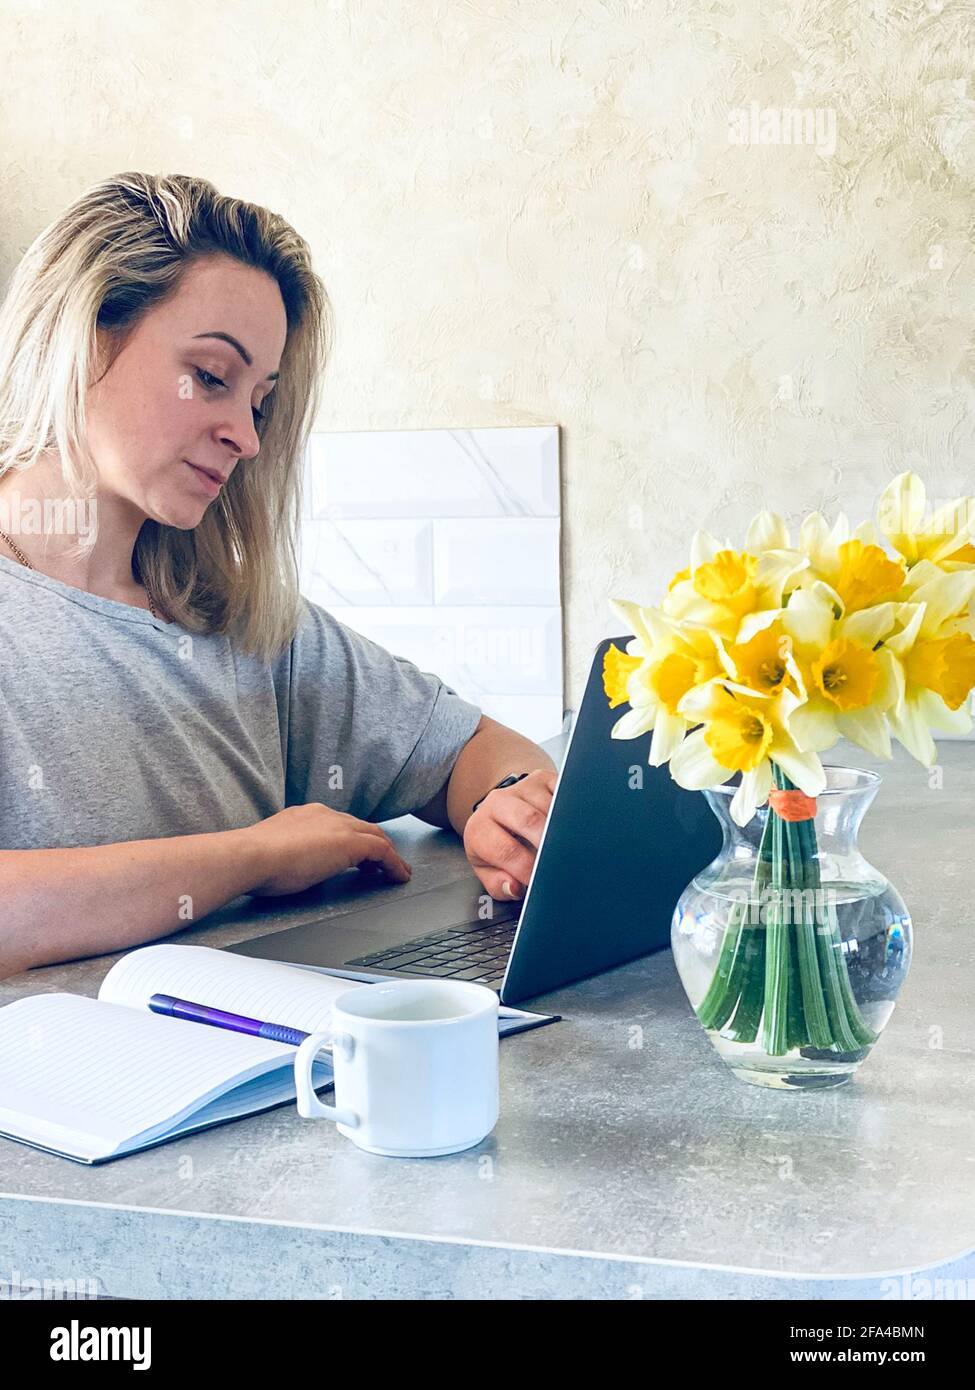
[463,769,558,902]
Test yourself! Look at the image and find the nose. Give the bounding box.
[218,406,262,462]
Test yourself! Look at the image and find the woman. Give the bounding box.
[0,172,556,979]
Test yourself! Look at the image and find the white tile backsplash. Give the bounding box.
[300,519,433,606]
[433,518,561,605]
[300,426,563,746]
[475,694,566,746]
[323,605,563,698]
[305,426,560,519]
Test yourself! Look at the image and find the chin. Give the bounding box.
[148,500,212,530]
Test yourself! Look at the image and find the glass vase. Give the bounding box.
[671,765,912,1089]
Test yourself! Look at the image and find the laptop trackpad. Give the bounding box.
[227,876,519,971]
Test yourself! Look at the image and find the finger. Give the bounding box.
[349,820,412,866]
[466,820,536,889]
[484,784,553,851]
[473,868,527,901]
[352,832,412,882]
[482,771,555,819]
[523,767,558,796]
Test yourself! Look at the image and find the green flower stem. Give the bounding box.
[716,803,774,1043]
[778,773,833,1050]
[694,894,749,1031]
[795,814,876,1050]
[693,763,877,1058]
[695,810,773,1032]
[725,913,765,1042]
[761,790,791,1055]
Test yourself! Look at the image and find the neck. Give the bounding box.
[0,454,147,601]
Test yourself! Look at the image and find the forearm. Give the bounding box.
[0,827,265,979]
[443,719,557,836]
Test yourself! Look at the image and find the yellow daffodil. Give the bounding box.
[605,478,975,804]
[876,471,975,573]
[604,598,723,766]
[602,643,643,709]
[882,570,975,764]
[787,508,907,615]
[670,677,826,827]
[661,513,808,641]
[718,619,804,699]
[772,584,900,757]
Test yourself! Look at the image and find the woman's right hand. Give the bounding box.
[239,803,412,897]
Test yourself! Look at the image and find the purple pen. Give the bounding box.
[148,993,310,1047]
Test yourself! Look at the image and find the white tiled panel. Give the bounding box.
[433,519,561,605]
[300,520,433,606]
[474,695,566,747]
[322,606,562,698]
[304,427,560,519]
[299,426,564,748]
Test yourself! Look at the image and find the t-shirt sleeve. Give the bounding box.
[281,597,483,822]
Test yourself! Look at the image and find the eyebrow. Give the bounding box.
[192,331,280,381]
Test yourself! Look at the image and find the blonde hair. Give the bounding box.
[0,171,333,661]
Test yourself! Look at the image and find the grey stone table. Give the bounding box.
[1,736,973,1300]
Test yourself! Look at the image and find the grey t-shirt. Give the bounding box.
[0,553,483,851]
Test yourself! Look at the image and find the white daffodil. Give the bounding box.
[670,676,827,827]
[604,598,723,766]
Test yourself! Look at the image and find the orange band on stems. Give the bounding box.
[767,789,818,822]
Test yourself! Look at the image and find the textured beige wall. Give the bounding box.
[1,1,972,712]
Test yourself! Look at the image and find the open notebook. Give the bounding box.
[0,944,559,1165]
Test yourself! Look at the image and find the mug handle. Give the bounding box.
[294,1030,360,1127]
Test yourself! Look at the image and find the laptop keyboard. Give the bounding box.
[345,917,520,990]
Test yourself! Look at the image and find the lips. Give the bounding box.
[185,461,228,485]
[184,460,227,498]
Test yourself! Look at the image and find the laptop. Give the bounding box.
[228,634,723,1005]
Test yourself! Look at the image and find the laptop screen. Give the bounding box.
[500,634,723,1003]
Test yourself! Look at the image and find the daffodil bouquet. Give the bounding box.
[603,472,975,1059]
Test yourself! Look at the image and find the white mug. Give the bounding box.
[294,979,500,1157]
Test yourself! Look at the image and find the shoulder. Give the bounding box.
[279,595,409,688]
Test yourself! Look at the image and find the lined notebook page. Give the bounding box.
[0,993,298,1159]
[98,943,361,1035]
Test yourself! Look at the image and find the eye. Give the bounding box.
[195,367,265,427]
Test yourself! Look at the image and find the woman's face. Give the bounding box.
[85,254,289,529]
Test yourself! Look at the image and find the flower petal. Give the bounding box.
[910,571,975,637]
[799,511,831,569]
[648,708,688,765]
[610,705,656,739]
[746,511,790,552]
[926,500,975,563]
[734,608,782,645]
[877,471,926,536]
[884,602,926,657]
[787,699,839,753]
[888,697,938,765]
[836,707,892,759]
[756,550,809,604]
[840,602,895,647]
[670,728,733,789]
[731,761,773,826]
[782,586,834,650]
[873,649,902,710]
[916,688,973,735]
[690,529,721,572]
[609,598,657,652]
[766,739,827,796]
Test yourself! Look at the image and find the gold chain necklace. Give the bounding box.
[0,526,160,621]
